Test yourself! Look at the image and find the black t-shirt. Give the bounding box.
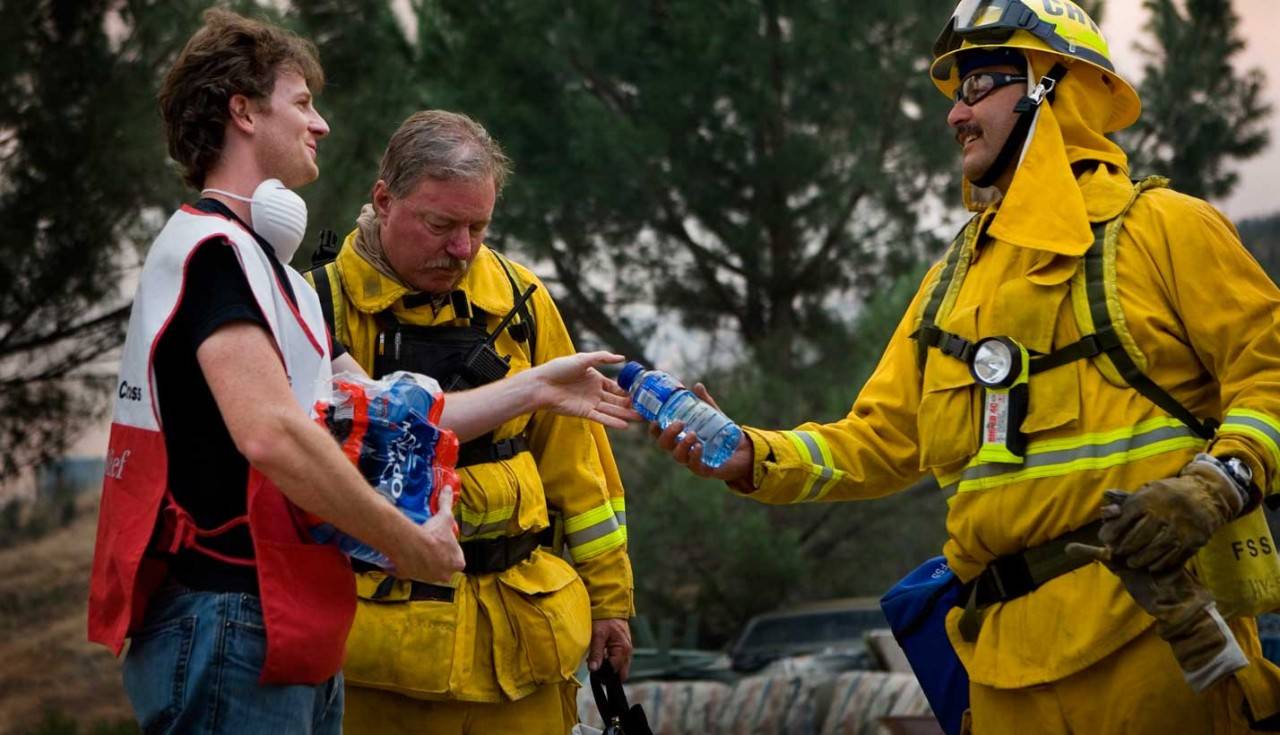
[152,199,340,593]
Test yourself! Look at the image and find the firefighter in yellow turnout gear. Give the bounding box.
[652,1,1280,731]
[306,111,634,734]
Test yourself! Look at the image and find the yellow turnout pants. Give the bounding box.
[343,680,579,735]
[969,625,1263,734]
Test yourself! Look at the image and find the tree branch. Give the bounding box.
[0,302,129,359]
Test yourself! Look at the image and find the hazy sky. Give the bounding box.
[1102,0,1280,221]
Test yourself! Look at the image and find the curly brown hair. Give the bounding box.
[158,8,323,190]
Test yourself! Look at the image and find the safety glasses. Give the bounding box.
[954,71,1027,106]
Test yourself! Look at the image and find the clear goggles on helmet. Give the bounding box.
[933,0,1115,77]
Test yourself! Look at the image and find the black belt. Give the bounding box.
[959,520,1103,641]
[361,528,553,602]
[457,436,529,468]
[462,529,548,575]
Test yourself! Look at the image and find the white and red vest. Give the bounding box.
[88,205,354,685]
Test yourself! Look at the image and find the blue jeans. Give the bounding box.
[122,584,343,735]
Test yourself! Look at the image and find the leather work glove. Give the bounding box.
[1098,459,1245,574]
[1067,540,1248,693]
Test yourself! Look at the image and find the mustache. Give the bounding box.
[955,123,982,145]
[422,257,466,270]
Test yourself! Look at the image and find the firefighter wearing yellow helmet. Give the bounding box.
[648,0,1280,731]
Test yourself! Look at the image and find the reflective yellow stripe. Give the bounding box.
[783,430,842,502]
[938,418,1203,498]
[610,497,627,542]
[565,502,615,534]
[566,500,624,561]
[570,527,626,562]
[1220,410,1280,485]
[457,505,515,540]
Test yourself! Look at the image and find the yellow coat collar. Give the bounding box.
[1076,163,1135,223]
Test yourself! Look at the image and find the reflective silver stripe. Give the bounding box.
[1222,413,1280,449]
[458,519,509,538]
[940,422,1201,495]
[614,510,627,527]
[567,514,622,549]
[792,431,836,502]
[802,466,836,502]
[793,430,823,463]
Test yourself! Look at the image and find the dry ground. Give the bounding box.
[0,504,132,734]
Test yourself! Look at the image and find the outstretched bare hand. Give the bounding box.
[529,352,641,428]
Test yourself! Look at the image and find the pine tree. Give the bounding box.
[355,0,963,372]
[0,0,200,477]
[290,0,426,256]
[1119,0,1271,199]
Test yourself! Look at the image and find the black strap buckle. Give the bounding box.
[978,554,1036,605]
[457,435,530,468]
[493,437,519,461]
[938,332,975,362]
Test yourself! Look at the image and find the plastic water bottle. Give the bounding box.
[617,361,743,468]
[311,371,458,569]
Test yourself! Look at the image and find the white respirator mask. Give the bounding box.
[202,178,308,263]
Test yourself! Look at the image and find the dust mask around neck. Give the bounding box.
[202,178,308,264]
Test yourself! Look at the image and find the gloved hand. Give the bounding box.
[1098,460,1244,574]
[1067,540,1247,692]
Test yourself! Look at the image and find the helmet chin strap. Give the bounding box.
[970,61,1069,189]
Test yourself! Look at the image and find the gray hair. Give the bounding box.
[376,110,512,200]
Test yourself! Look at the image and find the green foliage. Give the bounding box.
[291,0,427,248]
[0,0,210,478]
[298,0,960,369]
[1118,0,1271,199]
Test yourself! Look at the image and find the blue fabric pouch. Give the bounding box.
[880,555,970,735]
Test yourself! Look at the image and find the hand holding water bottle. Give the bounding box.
[615,361,753,482]
[648,382,753,483]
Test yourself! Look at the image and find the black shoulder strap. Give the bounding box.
[305,260,339,339]
[913,217,979,371]
[1080,221,1218,439]
[490,251,538,361]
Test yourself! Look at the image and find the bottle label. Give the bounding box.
[637,391,664,417]
[661,392,730,437]
[682,401,729,437]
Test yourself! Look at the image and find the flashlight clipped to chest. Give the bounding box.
[970,336,1030,463]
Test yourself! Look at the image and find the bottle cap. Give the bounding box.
[617,361,646,390]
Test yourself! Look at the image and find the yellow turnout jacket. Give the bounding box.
[307,237,633,703]
[737,54,1280,694]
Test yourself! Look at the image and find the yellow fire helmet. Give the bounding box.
[930,0,1140,133]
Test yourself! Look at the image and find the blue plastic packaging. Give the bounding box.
[617,361,742,469]
[311,371,460,568]
[880,556,969,735]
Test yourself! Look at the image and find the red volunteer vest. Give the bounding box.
[87,205,355,685]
